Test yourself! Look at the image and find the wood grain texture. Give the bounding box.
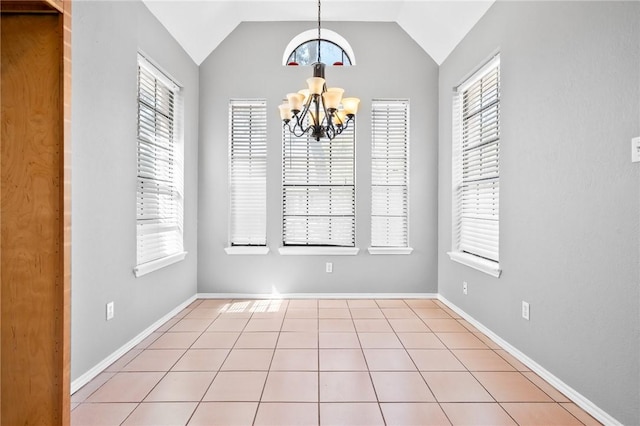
[1,0,62,13]
[1,10,69,425]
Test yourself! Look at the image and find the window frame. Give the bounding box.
[448,54,501,277]
[368,99,413,255]
[282,28,357,66]
[134,53,186,277]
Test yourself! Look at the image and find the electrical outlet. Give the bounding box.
[106,301,115,321]
[326,262,333,273]
[522,301,530,321]
[463,281,468,295]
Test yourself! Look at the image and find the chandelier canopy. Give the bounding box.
[278,0,360,141]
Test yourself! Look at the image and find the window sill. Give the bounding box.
[447,251,501,278]
[134,251,187,278]
[278,247,360,256]
[368,247,413,255]
[225,246,270,255]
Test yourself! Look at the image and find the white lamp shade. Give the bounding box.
[342,97,360,115]
[286,93,305,111]
[307,77,325,95]
[322,88,343,110]
[298,89,310,104]
[279,103,293,121]
[334,110,347,125]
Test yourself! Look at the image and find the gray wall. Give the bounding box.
[438,2,640,424]
[197,22,439,294]
[71,1,199,381]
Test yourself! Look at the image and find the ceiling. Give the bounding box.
[141,0,495,65]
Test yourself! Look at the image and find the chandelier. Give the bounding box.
[278,0,360,141]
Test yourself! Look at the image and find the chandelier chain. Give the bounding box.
[317,0,321,63]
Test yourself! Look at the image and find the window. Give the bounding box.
[449,55,501,277]
[370,99,412,254]
[282,122,355,248]
[227,99,268,254]
[282,29,356,66]
[135,54,185,277]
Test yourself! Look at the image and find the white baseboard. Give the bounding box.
[437,295,622,426]
[70,294,197,394]
[197,292,438,300]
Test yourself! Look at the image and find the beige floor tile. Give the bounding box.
[408,349,466,371]
[441,402,517,425]
[247,310,285,319]
[145,371,215,402]
[135,332,164,349]
[320,371,377,402]
[288,299,318,309]
[353,319,393,333]
[457,319,480,333]
[319,318,356,332]
[319,332,360,348]
[285,308,318,319]
[192,332,240,349]
[171,349,229,371]
[71,372,115,402]
[318,299,348,308]
[203,371,268,401]
[452,349,516,371]
[358,332,403,348]
[262,371,319,402]
[473,332,502,349]
[501,402,583,425]
[71,403,137,426]
[422,372,494,402]
[371,371,435,402]
[318,308,351,319]
[424,319,468,332]
[413,308,453,319]
[222,300,254,315]
[244,318,284,332]
[319,349,368,371]
[70,403,80,411]
[216,310,253,319]
[277,331,319,348]
[122,349,185,372]
[183,308,221,319]
[234,331,279,349]
[376,299,408,308]
[282,318,318,332]
[473,372,553,402]
[388,318,431,332]
[363,349,417,371]
[347,299,378,308]
[206,318,249,332]
[121,402,197,426]
[188,402,258,426]
[349,308,385,319]
[250,299,288,314]
[155,319,180,333]
[320,403,384,426]
[169,318,214,332]
[380,402,451,426]
[104,350,142,372]
[198,299,233,309]
[382,308,418,319]
[148,332,201,349]
[436,332,488,349]
[522,372,571,402]
[397,333,446,349]
[560,403,602,426]
[404,299,439,309]
[254,402,318,426]
[221,349,274,371]
[87,372,165,402]
[494,350,531,371]
[271,349,319,371]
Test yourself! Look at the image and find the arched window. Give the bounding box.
[282,29,356,66]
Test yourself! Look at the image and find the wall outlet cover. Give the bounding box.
[522,301,530,321]
[106,302,115,321]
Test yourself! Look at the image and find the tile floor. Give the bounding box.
[71,298,601,426]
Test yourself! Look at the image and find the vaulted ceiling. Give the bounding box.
[141,0,495,65]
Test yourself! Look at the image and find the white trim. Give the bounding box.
[278,247,359,256]
[198,292,438,300]
[437,295,622,426]
[70,294,197,395]
[225,246,270,255]
[447,251,501,278]
[454,51,500,93]
[368,247,413,255]
[137,51,182,91]
[282,28,356,66]
[133,251,187,278]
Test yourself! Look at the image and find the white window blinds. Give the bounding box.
[229,99,267,246]
[136,55,184,267]
[371,99,409,247]
[282,123,355,246]
[453,55,500,262]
